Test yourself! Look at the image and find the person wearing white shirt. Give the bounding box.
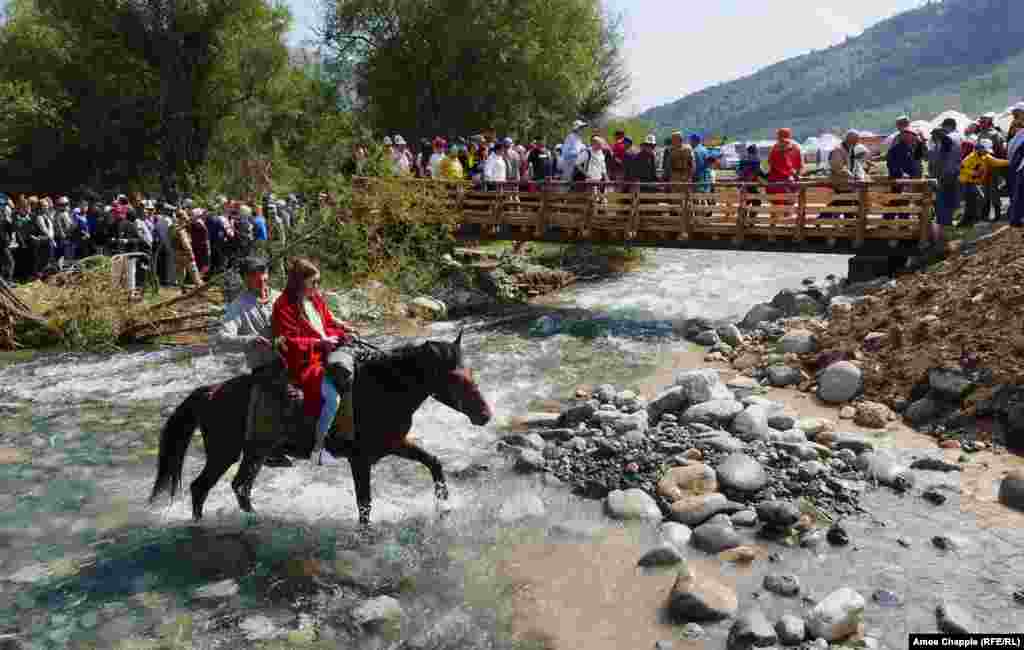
[428,138,446,179]
[560,119,588,185]
[575,136,608,183]
[484,142,509,190]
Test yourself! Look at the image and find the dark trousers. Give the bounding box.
[983,180,1002,221]
[962,184,983,225]
[1012,169,1024,226]
[0,247,14,282]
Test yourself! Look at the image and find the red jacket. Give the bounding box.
[767,141,803,181]
[272,292,349,417]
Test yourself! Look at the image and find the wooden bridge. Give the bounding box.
[357,179,939,256]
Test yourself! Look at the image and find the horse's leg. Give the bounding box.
[231,451,265,514]
[348,454,373,526]
[391,440,448,503]
[190,430,242,521]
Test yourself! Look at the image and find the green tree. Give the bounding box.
[320,0,627,144]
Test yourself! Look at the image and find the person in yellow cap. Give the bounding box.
[959,139,1009,225]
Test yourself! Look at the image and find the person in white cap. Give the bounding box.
[559,119,588,187]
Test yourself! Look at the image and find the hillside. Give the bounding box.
[639,0,1024,140]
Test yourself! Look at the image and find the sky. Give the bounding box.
[282,0,925,115]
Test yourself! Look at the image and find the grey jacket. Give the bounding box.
[214,288,281,370]
[928,129,963,182]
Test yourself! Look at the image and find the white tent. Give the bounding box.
[930,110,972,134]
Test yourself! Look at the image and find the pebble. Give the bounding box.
[692,522,744,553]
[716,453,769,493]
[805,587,866,641]
[731,510,758,527]
[727,607,778,650]
[351,595,404,628]
[932,535,957,551]
[605,489,662,521]
[763,574,801,597]
[756,500,801,529]
[922,489,947,505]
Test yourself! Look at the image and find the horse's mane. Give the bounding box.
[354,340,456,376]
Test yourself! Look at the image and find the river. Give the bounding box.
[0,249,1020,649]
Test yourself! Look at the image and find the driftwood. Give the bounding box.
[0,280,45,323]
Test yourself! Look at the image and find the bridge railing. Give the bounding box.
[352,178,937,249]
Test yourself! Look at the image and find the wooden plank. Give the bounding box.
[681,186,692,240]
[855,186,869,248]
[868,193,926,203]
[795,187,808,243]
[536,188,548,236]
[918,189,933,246]
[735,185,747,243]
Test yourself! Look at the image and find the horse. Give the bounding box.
[148,330,492,526]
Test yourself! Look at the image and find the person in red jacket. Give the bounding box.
[767,128,803,220]
[272,258,355,466]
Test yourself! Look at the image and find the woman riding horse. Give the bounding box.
[272,258,356,466]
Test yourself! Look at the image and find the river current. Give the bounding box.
[0,249,1020,649]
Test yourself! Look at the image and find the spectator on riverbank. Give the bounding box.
[928,118,964,228]
[171,209,202,291]
[559,120,588,184]
[189,209,210,275]
[960,139,1009,226]
[887,128,925,220]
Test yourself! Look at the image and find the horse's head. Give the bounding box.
[420,329,492,426]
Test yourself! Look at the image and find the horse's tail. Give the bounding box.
[149,386,207,504]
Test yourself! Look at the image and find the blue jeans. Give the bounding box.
[934,179,961,226]
[317,376,340,437]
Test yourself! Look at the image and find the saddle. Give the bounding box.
[246,359,357,457]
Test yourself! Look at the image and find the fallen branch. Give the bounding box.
[120,309,221,339]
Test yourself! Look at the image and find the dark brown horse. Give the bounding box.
[149,331,492,525]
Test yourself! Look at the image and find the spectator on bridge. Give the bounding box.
[503,138,521,195]
[429,138,446,179]
[690,134,709,184]
[959,139,1009,226]
[737,144,767,207]
[483,140,508,191]
[610,130,627,182]
[559,120,588,185]
[527,141,553,187]
[928,118,964,228]
[767,128,803,220]
[439,145,464,180]
[189,209,210,275]
[575,135,609,194]
[662,131,694,186]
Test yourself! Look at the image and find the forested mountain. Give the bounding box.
[639,0,1024,140]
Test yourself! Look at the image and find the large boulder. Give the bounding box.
[408,296,448,320]
[682,400,745,426]
[805,588,866,641]
[775,615,806,646]
[731,405,771,442]
[727,607,778,650]
[741,303,783,330]
[657,464,718,502]
[558,401,598,427]
[605,489,662,521]
[756,501,800,530]
[351,595,404,628]
[647,386,688,421]
[693,330,721,347]
[669,493,730,527]
[855,451,914,489]
[817,362,863,403]
[638,543,685,567]
[667,564,739,623]
[998,469,1024,512]
[674,369,735,403]
[853,401,891,429]
[767,365,802,387]
[780,330,818,355]
[928,369,975,402]
[692,522,744,553]
[936,599,976,634]
[716,453,768,493]
[660,522,693,552]
[717,324,743,347]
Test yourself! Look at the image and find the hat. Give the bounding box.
[383,136,393,145]
[56,196,70,206]
[622,136,633,145]
[981,112,996,120]
[239,256,269,275]
[977,139,992,151]
[393,135,406,146]
[644,134,657,145]
[896,115,910,124]
[572,119,588,130]
[688,133,701,141]
[502,137,514,145]
[1013,102,1024,113]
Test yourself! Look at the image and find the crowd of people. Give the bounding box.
[0,192,306,285]
[378,103,1024,227]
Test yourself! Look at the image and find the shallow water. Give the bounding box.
[2,249,1020,649]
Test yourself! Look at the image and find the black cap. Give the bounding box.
[239,256,269,274]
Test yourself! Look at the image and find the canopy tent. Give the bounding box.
[929,110,972,134]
